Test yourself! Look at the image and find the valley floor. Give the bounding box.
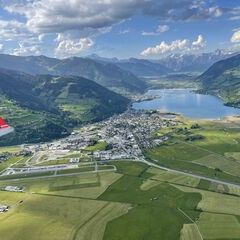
[0,161,240,240]
[0,112,240,239]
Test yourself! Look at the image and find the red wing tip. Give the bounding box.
[0,117,10,128]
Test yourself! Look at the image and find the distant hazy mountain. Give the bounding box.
[198,53,240,107]
[0,69,129,145]
[87,54,172,77]
[87,50,238,76]
[0,54,60,75]
[0,54,146,93]
[158,50,238,73]
[116,58,171,77]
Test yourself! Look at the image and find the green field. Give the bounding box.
[180,224,202,240]
[146,120,240,184]
[85,141,109,151]
[0,192,129,240]
[197,212,240,239]
[99,164,202,240]
[0,156,29,173]
[176,184,240,239]
[0,146,21,154]
[0,161,240,239]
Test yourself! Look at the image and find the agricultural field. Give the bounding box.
[0,145,21,154]
[180,224,202,240]
[145,119,240,184]
[0,192,129,240]
[0,156,29,173]
[0,161,240,240]
[175,184,240,240]
[197,213,240,239]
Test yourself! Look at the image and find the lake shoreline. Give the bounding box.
[132,88,240,120]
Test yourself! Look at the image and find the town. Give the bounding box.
[24,109,179,163]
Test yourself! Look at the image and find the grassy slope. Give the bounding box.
[38,76,130,124]
[0,95,69,146]
[198,54,240,107]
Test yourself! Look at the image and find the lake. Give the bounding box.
[132,89,240,119]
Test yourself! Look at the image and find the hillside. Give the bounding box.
[0,70,129,145]
[198,54,240,107]
[51,57,145,93]
[87,55,171,77]
[34,75,130,123]
[0,54,145,94]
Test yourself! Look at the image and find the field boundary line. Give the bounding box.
[177,207,203,240]
[72,202,110,240]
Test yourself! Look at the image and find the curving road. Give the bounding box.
[137,158,240,189]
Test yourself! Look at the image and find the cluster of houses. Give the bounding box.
[22,109,178,163]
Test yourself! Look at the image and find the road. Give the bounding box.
[138,158,240,189]
[2,153,240,190]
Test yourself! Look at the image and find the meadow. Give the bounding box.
[0,161,240,239]
[146,119,240,184]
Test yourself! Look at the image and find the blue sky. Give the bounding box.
[0,0,240,59]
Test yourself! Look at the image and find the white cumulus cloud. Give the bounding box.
[141,35,206,57]
[157,25,169,33]
[55,38,94,58]
[231,30,240,43]
[142,24,169,36]
[0,20,32,41]
[12,43,41,56]
[192,34,206,50]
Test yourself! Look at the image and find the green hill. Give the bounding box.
[0,70,129,145]
[198,54,240,107]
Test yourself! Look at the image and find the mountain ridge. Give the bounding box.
[0,54,146,94]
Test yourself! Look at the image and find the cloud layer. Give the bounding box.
[0,0,238,57]
[4,0,224,36]
[141,35,206,57]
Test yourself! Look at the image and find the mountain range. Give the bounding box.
[0,54,146,94]
[87,55,172,76]
[157,49,238,73]
[88,49,238,74]
[198,53,240,107]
